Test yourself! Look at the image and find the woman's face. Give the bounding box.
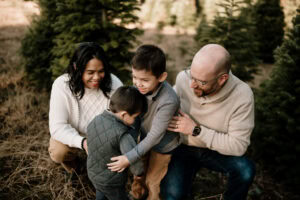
[82,58,105,89]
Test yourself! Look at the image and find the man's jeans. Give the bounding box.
[161,145,255,200]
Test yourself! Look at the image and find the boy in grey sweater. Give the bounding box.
[107,45,182,200]
[87,86,147,200]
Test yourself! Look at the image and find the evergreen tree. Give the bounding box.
[21,0,57,90]
[195,0,260,82]
[253,0,285,63]
[21,0,142,90]
[252,8,300,190]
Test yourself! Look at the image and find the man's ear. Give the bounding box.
[219,73,229,86]
[158,72,168,82]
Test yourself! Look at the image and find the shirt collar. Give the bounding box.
[199,71,237,103]
[145,81,165,101]
[104,109,134,128]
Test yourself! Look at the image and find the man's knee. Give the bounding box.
[160,185,186,200]
[235,157,256,183]
[161,176,187,200]
[48,138,71,163]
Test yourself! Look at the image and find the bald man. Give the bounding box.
[161,44,255,200]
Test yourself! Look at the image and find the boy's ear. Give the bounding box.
[158,72,168,82]
[119,111,127,120]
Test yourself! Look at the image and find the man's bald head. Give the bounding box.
[191,44,231,75]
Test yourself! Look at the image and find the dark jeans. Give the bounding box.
[161,145,255,200]
[96,190,107,200]
[95,186,129,200]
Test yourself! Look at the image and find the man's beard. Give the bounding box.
[193,84,218,97]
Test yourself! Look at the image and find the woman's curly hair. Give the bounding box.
[66,42,112,99]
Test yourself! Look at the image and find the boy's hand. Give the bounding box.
[107,155,130,173]
[167,110,196,135]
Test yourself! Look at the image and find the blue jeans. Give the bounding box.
[96,187,129,200]
[161,145,255,200]
[96,190,107,200]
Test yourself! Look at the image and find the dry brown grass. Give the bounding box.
[0,1,95,199]
[1,1,300,200]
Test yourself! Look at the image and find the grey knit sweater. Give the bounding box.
[125,81,182,164]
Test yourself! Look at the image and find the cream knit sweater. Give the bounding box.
[49,73,122,149]
[175,71,254,156]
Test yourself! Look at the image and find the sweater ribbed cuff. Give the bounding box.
[81,137,87,150]
[73,135,85,149]
[125,150,139,165]
[199,125,215,148]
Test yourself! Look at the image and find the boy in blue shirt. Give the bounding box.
[108,45,182,200]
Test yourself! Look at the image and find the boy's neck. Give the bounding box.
[145,82,162,96]
[111,111,124,122]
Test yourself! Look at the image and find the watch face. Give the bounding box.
[192,126,201,136]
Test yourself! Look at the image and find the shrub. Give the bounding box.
[195,0,260,82]
[253,0,285,63]
[21,0,142,90]
[252,8,300,191]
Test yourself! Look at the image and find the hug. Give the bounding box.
[48,42,255,200]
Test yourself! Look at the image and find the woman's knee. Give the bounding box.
[48,138,71,163]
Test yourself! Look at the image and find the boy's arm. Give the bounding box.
[108,131,144,175]
[125,101,179,164]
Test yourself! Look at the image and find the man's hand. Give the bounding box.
[168,110,197,135]
[107,155,130,173]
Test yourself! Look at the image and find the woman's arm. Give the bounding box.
[49,78,84,149]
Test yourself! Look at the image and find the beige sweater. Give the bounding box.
[174,71,254,156]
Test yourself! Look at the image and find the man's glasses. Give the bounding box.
[184,68,226,86]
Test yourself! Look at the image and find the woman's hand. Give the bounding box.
[107,155,130,173]
[167,110,196,135]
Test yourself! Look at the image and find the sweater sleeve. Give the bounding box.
[120,132,144,176]
[125,101,179,164]
[186,92,255,156]
[110,74,123,93]
[49,78,83,149]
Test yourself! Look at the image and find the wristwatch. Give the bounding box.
[192,125,201,136]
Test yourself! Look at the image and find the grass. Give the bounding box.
[1,0,300,200]
[0,1,94,199]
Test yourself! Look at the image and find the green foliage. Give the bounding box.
[169,15,177,26]
[21,0,142,90]
[253,0,285,63]
[195,0,260,82]
[252,8,300,191]
[20,0,57,90]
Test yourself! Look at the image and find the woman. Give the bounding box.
[48,42,123,172]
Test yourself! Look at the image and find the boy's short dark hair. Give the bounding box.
[109,86,148,115]
[131,44,166,78]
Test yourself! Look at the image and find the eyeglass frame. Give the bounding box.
[184,67,227,86]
